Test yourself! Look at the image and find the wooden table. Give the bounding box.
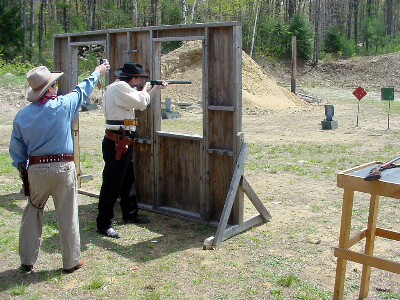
[333,162,400,300]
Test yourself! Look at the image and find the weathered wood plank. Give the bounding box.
[212,143,247,246]
[152,36,205,42]
[133,143,153,206]
[334,248,400,274]
[157,135,202,214]
[208,105,235,111]
[69,40,106,46]
[157,131,202,140]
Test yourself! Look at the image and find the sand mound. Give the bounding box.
[161,41,305,110]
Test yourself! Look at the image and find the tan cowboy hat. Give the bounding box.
[25,66,64,102]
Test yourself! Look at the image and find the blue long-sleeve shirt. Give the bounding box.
[9,71,100,168]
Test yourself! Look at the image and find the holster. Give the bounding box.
[105,130,134,160]
[18,163,30,196]
[115,136,130,160]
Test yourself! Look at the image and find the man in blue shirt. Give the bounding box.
[9,63,109,273]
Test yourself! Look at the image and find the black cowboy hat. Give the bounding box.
[114,62,149,78]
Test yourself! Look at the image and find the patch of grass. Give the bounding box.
[161,115,203,136]
[9,199,19,208]
[246,141,400,180]
[293,282,331,300]
[0,182,21,194]
[85,278,105,290]
[270,289,285,300]
[81,152,95,169]
[43,222,59,238]
[45,271,63,284]
[278,274,299,287]
[0,235,18,253]
[0,153,14,174]
[381,291,400,299]
[379,100,400,115]
[9,283,28,296]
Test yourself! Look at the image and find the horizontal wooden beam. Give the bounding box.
[208,105,235,112]
[69,41,107,46]
[78,189,99,198]
[153,36,205,42]
[222,215,265,241]
[156,131,202,140]
[376,228,400,241]
[207,148,234,156]
[134,138,152,144]
[334,248,400,274]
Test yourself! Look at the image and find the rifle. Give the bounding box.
[150,80,192,87]
[364,155,400,181]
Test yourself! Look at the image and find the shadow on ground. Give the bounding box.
[0,191,215,293]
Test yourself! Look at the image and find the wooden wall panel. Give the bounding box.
[70,33,107,44]
[157,135,201,215]
[208,155,234,222]
[205,26,241,224]
[207,27,234,106]
[209,111,234,150]
[153,27,205,39]
[133,143,153,206]
[109,33,129,82]
[54,37,69,94]
[55,23,243,225]
[132,32,154,139]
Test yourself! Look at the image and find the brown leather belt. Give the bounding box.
[104,130,134,145]
[106,119,138,126]
[29,154,74,165]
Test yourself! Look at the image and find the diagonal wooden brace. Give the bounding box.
[203,143,271,250]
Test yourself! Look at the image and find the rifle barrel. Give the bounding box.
[165,80,192,84]
[150,80,192,86]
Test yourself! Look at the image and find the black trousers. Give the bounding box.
[96,136,138,230]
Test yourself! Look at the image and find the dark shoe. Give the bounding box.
[98,227,120,239]
[20,264,34,273]
[63,259,84,274]
[124,214,150,224]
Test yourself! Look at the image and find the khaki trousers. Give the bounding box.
[19,161,81,269]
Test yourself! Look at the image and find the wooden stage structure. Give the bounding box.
[53,22,271,248]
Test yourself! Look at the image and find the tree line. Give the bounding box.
[0,0,399,66]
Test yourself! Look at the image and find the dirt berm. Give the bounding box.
[160,40,306,112]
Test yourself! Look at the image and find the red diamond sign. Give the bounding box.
[353,86,367,101]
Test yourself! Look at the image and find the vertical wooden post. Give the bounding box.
[359,194,379,299]
[291,36,297,94]
[333,189,355,300]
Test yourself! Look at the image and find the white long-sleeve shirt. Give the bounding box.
[103,80,151,131]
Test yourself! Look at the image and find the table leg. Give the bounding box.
[359,194,379,299]
[333,189,354,300]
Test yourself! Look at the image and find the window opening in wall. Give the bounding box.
[78,44,105,111]
[76,44,106,192]
[159,40,203,137]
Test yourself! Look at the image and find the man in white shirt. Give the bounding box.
[97,62,166,239]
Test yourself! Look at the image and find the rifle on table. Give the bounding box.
[150,80,192,87]
[364,155,400,181]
